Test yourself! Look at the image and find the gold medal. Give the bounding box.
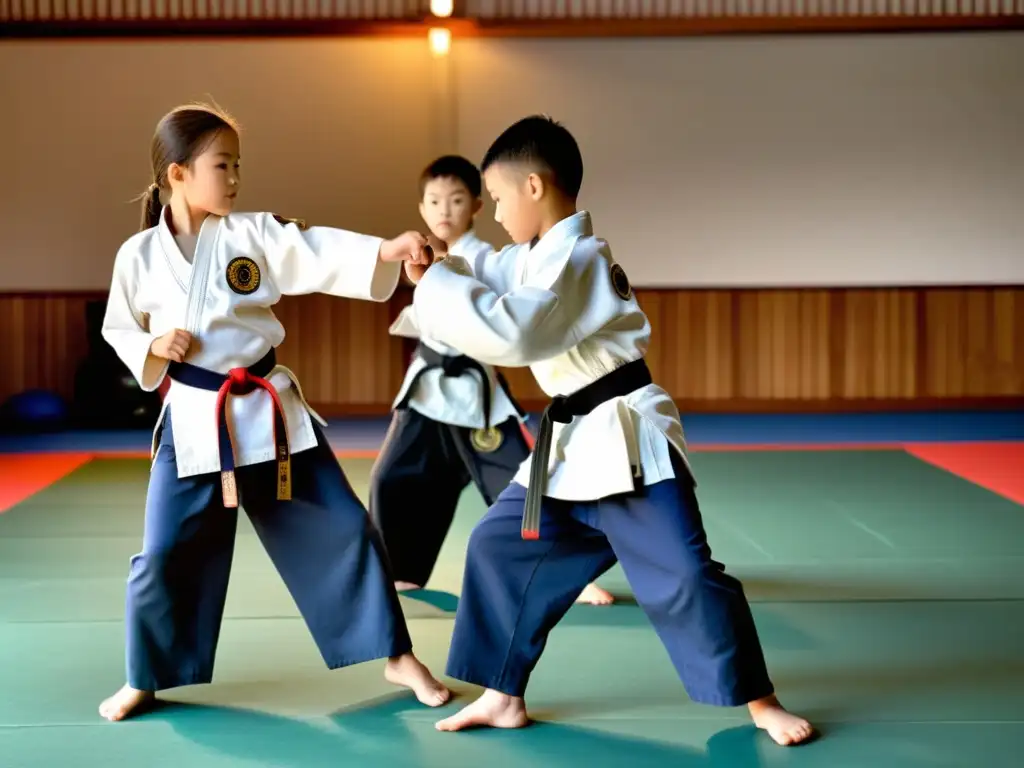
[470,426,503,453]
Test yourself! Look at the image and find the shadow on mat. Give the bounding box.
[739,576,977,603]
[557,599,816,651]
[394,588,815,651]
[139,694,1012,768]
[153,697,781,768]
[398,589,460,613]
[586,577,977,606]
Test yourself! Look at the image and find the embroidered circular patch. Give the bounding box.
[470,426,503,453]
[610,263,632,300]
[226,257,261,295]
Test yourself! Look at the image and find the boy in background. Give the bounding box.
[371,156,615,607]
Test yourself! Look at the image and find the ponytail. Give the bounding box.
[139,183,162,231]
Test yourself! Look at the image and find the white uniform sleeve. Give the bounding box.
[258,213,400,301]
[390,239,498,339]
[460,240,499,281]
[100,245,168,393]
[412,239,622,368]
[388,305,421,339]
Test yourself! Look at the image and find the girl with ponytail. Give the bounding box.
[140,183,162,232]
[99,103,446,722]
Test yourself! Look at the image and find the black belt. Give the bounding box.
[167,349,288,509]
[397,343,527,442]
[522,358,653,540]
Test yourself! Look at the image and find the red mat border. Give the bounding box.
[0,452,94,514]
[3,441,1021,513]
[904,442,1024,507]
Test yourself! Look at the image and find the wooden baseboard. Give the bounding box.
[308,396,1024,419]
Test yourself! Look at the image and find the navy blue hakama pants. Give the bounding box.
[445,451,774,707]
[369,410,530,588]
[124,410,412,691]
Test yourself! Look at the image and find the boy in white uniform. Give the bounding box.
[406,116,815,747]
[372,156,614,606]
[370,155,531,593]
[98,103,448,721]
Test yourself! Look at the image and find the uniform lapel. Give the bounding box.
[183,214,222,336]
[519,211,592,290]
[156,208,222,336]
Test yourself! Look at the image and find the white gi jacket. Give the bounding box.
[388,230,523,429]
[102,208,400,478]
[412,211,691,502]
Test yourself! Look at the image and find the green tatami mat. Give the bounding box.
[0,458,469,623]
[1,599,1023,766]
[7,450,1021,625]
[9,597,1022,725]
[3,720,1021,768]
[2,448,1024,767]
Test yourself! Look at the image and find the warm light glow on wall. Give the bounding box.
[429,0,454,17]
[428,27,451,57]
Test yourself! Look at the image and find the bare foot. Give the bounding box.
[98,684,155,722]
[576,583,615,606]
[384,653,450,707]
[748,695,815,746]
[435,689,530,732]
[394,581,422,592]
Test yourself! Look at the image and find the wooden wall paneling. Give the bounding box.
[1,287,1022,416]
[840,289,918,400]
[274,293,410,411]
[634,290,673,397]
[643,289,736,401]
[0,293,99,404]
[923,288,1024,398]
[733,289,831,402]
[996,288,1024,396]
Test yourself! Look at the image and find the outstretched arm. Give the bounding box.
[259,214,429,302]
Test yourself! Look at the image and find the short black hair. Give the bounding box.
[480,115,584,199]
[419,155,482,199]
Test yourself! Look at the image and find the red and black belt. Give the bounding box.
[167,349,290,508]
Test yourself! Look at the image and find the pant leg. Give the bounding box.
[238,423,413,668]
[125,412,238,691]
[368,410,471,587]
[445,482,617,696]
[452,416,532,506]
[595,453,775,707]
